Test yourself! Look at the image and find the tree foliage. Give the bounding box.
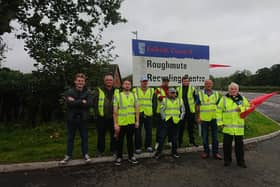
[212,64,280,90]
[0,0,126,80]
[0,0,127,125]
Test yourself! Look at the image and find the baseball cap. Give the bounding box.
[168,87,176,93]
[140,75,148,81]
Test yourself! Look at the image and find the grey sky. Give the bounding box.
[3,0,280,77]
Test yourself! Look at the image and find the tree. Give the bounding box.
[0,0,127,124]
[0,0,126,80]
[0,37,7,66]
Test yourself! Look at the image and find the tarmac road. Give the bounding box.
[0,92,279,187]
[241,92,280,122]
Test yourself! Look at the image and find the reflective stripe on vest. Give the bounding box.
[117,92,136,126]
[98,88,105,116]
[199,90,219,121]
[134,87,153,116]
[177,85,195,113]
[164,98,181,124]
[220,96,248,136]
[98,88,119,117]
[156,88,166,113]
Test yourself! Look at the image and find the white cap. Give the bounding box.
[140,75,148,81]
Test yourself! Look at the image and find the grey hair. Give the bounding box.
[228,82,239,91]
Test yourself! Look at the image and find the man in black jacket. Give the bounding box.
[60,73,93,164]
[93,73,118,156]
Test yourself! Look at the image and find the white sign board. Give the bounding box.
[132,39,209,86]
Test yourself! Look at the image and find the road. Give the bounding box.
[242,92,280,122]
[0,92,279,187]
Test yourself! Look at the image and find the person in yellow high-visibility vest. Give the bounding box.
[113,79,140,166]
[133,75,154,154]
[154,77,171,149]
[154,87,185,159]
[217,82,250,168]
[176,75,197,147]
[196,79,222,160]
[93,73,119,156]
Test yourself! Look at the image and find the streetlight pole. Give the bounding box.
[131,30,138,40]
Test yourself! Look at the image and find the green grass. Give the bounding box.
[0,111,279,164]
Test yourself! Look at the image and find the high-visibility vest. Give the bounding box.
[133,87,154,116]
[114,91,137,126]
[176,85,196,113]
[198,90,220,122]
[217,96,250,136]
[162,98,183,124]
[156,88,166,113]
[98,88,119,117]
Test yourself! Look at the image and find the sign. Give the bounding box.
[132,39,209,86]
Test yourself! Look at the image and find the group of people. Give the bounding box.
[61,73,250,168]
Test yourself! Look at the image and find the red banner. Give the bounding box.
[240,91,279,118]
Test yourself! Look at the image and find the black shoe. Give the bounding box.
[128,157,139,164]
[172,153,180,159]
[237,163,247,168]
[115,157,122,166]
[154,152,161,160]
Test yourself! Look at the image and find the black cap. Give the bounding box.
[162,77,169,82]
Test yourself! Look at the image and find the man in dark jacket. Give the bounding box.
[60,73,93,164]
[93,73,118,156]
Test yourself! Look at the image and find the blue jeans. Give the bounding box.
[201,119,219,155]
[66,119,88,157]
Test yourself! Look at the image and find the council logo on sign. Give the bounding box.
[138,42,145,54]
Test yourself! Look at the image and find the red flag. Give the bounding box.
[209,64,231,68]
[240,91,279,118]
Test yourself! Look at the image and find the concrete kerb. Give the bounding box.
[1,124,280,173]
[1,130,280,173]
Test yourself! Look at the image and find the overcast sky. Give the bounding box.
[2,0,280,77]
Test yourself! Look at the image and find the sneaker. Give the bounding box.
[154,152,161,160]
[84,154,91,163]
[128,157,139,164]
[115,157,122,166]
[154,142,159,150]
[146,147,153,153]
[60,155,71,164]
[172,153,180,159]
[135,149,142,154]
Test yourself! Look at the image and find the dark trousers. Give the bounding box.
[178,112,196,146]
[117,124,135,159]
[201,119,219,154]
[66,119,88,157]
[155,113,172,143]
[156,119,179,154]
[96,117,116,153]
[223,133,245,164]
[135,113,152,149]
